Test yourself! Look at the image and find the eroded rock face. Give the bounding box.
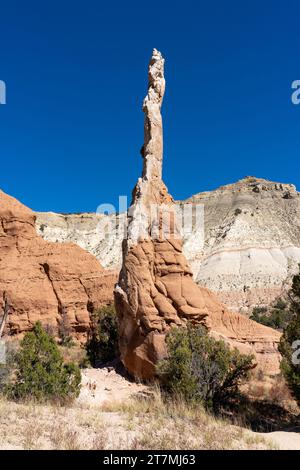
[115,238,213,378]
[182,177,300,313]
[0,191,117,337]
[36,211,126,269]
[114,49,281,379]
[36,177,300,314]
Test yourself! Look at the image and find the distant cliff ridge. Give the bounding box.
[35,176,300,314]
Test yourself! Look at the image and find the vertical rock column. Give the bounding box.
[114,49,210,379]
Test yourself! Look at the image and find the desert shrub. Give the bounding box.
[58,307,75,347]
[86,304,119,365]
[59,344,91,368]
[279,268,300,406]
[6,322,81,403]
[244,176,257,183]
[157,325,254,410]
[268,375,293,405]
[234,208,242,216]
[250,300,291,331]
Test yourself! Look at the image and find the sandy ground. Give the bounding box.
[78,368,300,450]
[77,367,149,407]
[81,368,300,450]
[1,367,299,450]
[259,428,300,450]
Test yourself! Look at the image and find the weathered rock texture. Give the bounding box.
[114,49,208,378]
[36,211,126,269]
[36,177,300,314]
[113,49,281,379]
[0,191,117,337]
[182,177,300,313]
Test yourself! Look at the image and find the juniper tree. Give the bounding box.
[7,321,81,403]
[279,268,300,405]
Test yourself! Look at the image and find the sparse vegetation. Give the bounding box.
[0,390,276,450]
[243,176,258,183]
[0,309,298,450]
[4,321,81,403]
[59,344,90,368]
[279,268,300,406]
[234,208,242,216]
[250,299,291,330]
[86,304,119,365]
[157,325,255,410]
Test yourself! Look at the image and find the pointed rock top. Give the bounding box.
[143,49,165,110]
[140,49,166,184]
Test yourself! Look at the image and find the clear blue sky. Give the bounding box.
[0,0,299,213]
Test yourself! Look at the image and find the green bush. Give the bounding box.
[279,269,300,405]
[157,325,254,410]
[86,304,119,365]
[6,322,81,403]
[250,300,291,331]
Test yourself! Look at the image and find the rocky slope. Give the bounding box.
[0,191,117,337]
[36,176,300,314]
[183,177,300,313]
[36,211,125,270]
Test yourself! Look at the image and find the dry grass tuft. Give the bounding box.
[100,387,274,450]
[0,386,279,450]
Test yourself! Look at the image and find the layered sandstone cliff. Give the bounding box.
[36,211,126,269]
[113,49,280,379]
[0,191,116,337]
[183,177,300,313]
[36,177,300,314]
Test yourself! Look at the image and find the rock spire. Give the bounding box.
[114,49,281,380]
